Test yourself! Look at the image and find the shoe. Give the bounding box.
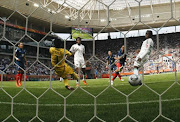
[76,83,79,87]
[82,79,87,85]
[121,79,124,81]
[16,82,20,87]
[65,86,74,90]
[110,80,114,85]
[18,80,21,86]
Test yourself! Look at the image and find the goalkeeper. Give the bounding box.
[50,38,79,90]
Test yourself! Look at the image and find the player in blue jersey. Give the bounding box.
[106,51,116,71]
[117,45,126,72]
[111,45,126,85]
[14,42,27,87]
[106,50,123,84]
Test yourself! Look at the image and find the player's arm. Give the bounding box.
[138,40,153,61]
[65,49,72,56]
[69,45,75,55]
[14,49,20,61]
[24,56,28,65]
[114,55,119,60]
[115,54,123,61]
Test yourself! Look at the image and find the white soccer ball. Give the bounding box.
[128,74,141,86]
[60,77,64,82]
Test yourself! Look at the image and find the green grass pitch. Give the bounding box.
[0,72,180,122]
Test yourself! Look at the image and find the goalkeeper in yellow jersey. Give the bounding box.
[50,38,79,90]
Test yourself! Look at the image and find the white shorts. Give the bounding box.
[134,55,148,67]
[74,60,86,68]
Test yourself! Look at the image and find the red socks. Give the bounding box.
[112,72,121,81]
[117,74,121,80]
[19,74,22,83]
[112,72,118,81]
[16,74,20,84]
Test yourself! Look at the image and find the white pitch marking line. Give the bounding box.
[0,98,180,107]
[1,79,176,89]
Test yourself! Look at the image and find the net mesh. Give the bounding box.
[0,0,180,121]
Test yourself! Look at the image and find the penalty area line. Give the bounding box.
[1,80,176,89]
[0,98,180,107]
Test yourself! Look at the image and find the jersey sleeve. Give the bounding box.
[65,49,72,56]
[49,47,54,54]
[106,56,109,60]
[83,45,85,54]
[69,45,75,53]
[15,48,19,56]
[139,39,153,59]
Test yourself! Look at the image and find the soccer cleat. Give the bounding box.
[16,82,20,87]
[121,79,124,81]
[65,86,74,90]
[18,80,22,86]
[76,83,79,87]
[82,79,87,85]
[110,80,114,85]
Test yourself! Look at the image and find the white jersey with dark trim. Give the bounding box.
[138,38,154,59]
[70,43,85,61]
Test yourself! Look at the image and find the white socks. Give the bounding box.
[83,75,85,80]
[134,68,139,75]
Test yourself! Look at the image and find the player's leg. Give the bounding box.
[16,70,20,87]
[133,56,147,85]
[64,78,74,90]
[55,67,75,90]
[119,63,125,81]
[81,60,87,85]
[16,62,23,87]
[19,70,23,86]
[116,62,122,80]
[19,63,25,86]
[111,65,117,85]
[74,60,80,86]
[112,63,121,81]
[133,56,141,75]
[65,63,79,88]
[134,55,148,75]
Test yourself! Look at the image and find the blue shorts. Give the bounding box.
[16,61,24,71]
[111,65,117,71]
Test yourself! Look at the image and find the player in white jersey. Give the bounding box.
[133,30,154,84]
[70,37,87,86]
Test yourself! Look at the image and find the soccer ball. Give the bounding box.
[128,74,141,86]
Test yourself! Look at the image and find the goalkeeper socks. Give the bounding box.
[64,79,69,86]
[134,68,139,75]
